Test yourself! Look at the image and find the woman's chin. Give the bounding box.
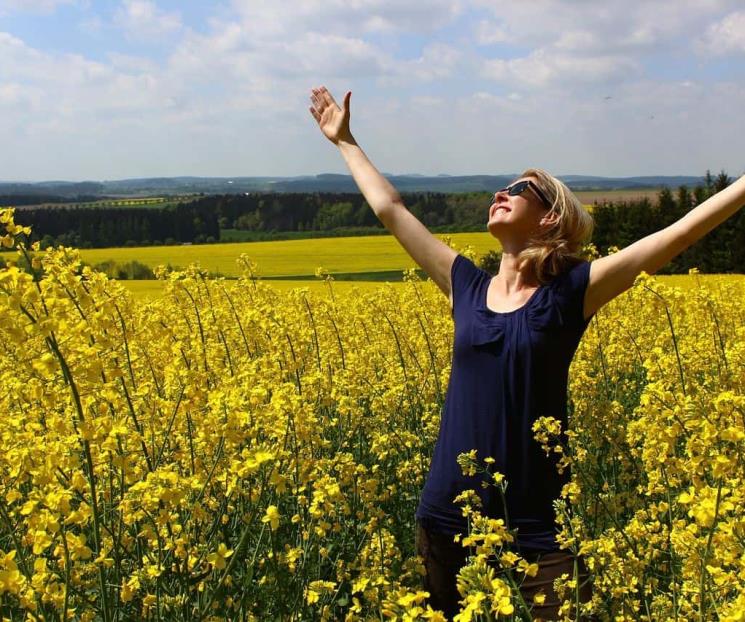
[487,223,503,239]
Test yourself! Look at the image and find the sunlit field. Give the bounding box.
[120,278,417,300]
[77,232,502,277]
[77,233,744,302]
[2,207,745,620]
[119,273,745,301]
[574,188,661,205]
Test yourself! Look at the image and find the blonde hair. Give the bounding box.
[516,168,594,284]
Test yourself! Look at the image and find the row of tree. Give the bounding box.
[204,192,478,232]
[5,171,742,273]
[13,202,220,248]
[10,191,487,248]
[591,170,743,273]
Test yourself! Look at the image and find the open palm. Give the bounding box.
[309,86,352,145]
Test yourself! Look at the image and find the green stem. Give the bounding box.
[642,284,686,397]
[699,479,723,622]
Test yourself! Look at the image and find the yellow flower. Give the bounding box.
[120,575,140,603]
[262,505,280,531]
[306,580,336,605]
[206,543,233,571]
[518,559,539,577]
[31,530,53,555]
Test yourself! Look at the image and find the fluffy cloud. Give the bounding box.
[473,0,743,51]
[114,0,182,40]
[0,0,744,178]
[0,29,165,130]
[697,10,745,55]
[228,0,462,37]
[0,0,78,14]
[474,0,745,82]
[481,50,639,88]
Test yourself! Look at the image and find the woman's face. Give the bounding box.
[487,176,553,240]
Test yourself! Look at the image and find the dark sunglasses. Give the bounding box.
[497,180,552,210]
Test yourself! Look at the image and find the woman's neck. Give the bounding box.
[494,251,539,293]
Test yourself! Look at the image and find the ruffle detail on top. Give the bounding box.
[470,308,507,346]
[470,283,566,347]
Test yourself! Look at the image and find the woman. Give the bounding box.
[308,85,745,620]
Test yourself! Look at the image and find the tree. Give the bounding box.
[313,202,355,230]
[704,169,714,195]
[715,170,731,193]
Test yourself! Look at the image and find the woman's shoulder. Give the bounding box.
[452,253,491,282]
[546,257,590,289]
[540,257,593,327]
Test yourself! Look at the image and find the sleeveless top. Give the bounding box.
[415,253,595,553]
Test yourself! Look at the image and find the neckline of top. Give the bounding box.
[481,274,547,315]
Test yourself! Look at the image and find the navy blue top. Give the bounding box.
[415,253,595,553]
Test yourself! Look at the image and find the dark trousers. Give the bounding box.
[415,520,593,621]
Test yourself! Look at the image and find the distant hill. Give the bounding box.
[0,174,706,199]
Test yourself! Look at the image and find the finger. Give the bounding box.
[309,106,321,123]
[310,88,323,108]
[310,90,322,110]
[342,91,351,112]
[319,86,338,109]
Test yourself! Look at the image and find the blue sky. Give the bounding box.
[1,0,744,180]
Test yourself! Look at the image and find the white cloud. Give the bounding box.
[473,0,745,54]
[0,0,79,14]
[107,52,158,74]
[0,82,42,108]
[229,0,462,37]
[0,29,167,131]
[474,19,510,45]
[384,43,462,84]
[697,10,745,55]
[114,0,182,40]
[1,0,745,179]
[165,27,393,103]
[481,49,639,88]
[410,95,444,107]
[553,30,602,52]
[0,31,51,80]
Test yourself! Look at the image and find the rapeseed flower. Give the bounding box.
[0,208,743,619]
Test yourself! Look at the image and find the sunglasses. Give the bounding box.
[497,180,552,210]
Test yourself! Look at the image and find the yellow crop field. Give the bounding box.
[2,207,745,620]
[120,272,745,301]
[121,278,421,299]
[79,233,744,302]
[77,232,502,277]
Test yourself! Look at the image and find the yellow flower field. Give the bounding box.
[119,278,426,300]
[118,273,745,301]
[1,206,744,620]
[76,232,502,278]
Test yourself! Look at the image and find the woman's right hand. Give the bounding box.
[309,86,353,145]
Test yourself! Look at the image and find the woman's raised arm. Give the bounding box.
[583,174,745,320]
[309,85,457,304]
